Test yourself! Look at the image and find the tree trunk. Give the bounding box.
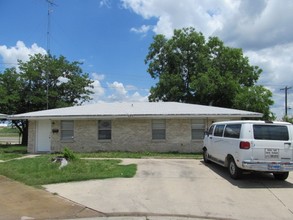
[21,124,28,145]
[13,120,28,145]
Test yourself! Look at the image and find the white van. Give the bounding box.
[203,120,293,180]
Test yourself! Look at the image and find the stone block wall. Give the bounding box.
[27,120,36,153]
[27,117,240,153]
[48,118,205,153]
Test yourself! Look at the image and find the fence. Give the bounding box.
[0,133,22,145]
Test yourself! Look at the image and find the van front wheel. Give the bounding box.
[203,149,210,163]
[228,158,242,179]
[273,172,289,181]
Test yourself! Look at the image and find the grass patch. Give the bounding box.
[0,156,136,187]
[80,151,202,159]
[0,127,19,133]
[0,145,27,161]
[0,127,20,137]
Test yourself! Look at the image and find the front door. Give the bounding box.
[36,120,51,152]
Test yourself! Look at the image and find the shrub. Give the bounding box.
[62,147,78,161]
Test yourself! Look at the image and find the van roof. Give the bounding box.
[212,120,292,125]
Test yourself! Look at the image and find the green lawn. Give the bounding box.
[0,145,27,161]
[0,156,136,187]
[0,145,201,187]
[80,151,202,159]
[0,127,20,136]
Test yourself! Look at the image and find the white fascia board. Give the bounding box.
[9,113,263,120]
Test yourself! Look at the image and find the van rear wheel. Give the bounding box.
[228,158,242,179]
[273,172,289,181]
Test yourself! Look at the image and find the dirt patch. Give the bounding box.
[0,176,103,220]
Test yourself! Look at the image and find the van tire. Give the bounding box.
[228,158,242,179]
[273,172,289,181]
[203,149,210,163]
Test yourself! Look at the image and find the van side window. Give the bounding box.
[208,125,215,135]
[214,125,225,137]
[253,125,289,141]
[224,124,241,138]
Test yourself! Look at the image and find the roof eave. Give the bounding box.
[8,113,263,120]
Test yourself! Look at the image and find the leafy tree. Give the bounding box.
[232,86,275,120]
[145,27,274,119]
[0,54,94,144]
[283,115,293,123]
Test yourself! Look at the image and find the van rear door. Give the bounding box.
[251,124,293,162]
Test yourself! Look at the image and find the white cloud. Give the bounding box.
[92,72,105,81]
[91,80,105,96]
[106,81,148,102]
[107,81,128,101]
[56,76,69,86]
[122,0,229,37]
[89,77,148,103]
[218,0,293,49]
[0,41,47,67]
[245,43,293,119]
[122,0,293,119]
[99,0,111,8]
[130,25,151,35]
[0,41,148,105]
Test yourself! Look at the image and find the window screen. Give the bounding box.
[61,120,74,140]
[253,125,289,140]
[98,120,112,140]
[152,119,166,140]
[191,119,205,139]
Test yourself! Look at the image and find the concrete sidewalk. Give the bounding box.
[0,176,102,220]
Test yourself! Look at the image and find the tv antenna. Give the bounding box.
[46,0,56,109]
[46,0,56,54]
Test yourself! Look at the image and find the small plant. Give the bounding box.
[62,147,78,161]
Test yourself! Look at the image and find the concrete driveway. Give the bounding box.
[44,159,293,220]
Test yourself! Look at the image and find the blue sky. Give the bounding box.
[1,0,293,119]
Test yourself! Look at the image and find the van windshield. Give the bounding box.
[253,125,289,141]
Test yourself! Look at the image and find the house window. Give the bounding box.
[98,120,112,140]
[152,119,166,140]
[191,119,205,139]
[61,120,74,140]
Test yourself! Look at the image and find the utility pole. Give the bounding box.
[280,86,292,116]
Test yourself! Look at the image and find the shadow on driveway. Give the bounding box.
[201,160,293,189]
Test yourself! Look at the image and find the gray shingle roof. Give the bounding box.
[9,102,263,120]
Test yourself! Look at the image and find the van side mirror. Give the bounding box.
[204,131,209,137]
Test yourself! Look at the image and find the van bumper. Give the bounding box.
[242,160,293,172]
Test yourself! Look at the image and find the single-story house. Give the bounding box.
[0,114,8,128]
[0,113,7,119]
[9,102,263,153]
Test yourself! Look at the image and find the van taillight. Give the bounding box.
[240,141,250,149]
